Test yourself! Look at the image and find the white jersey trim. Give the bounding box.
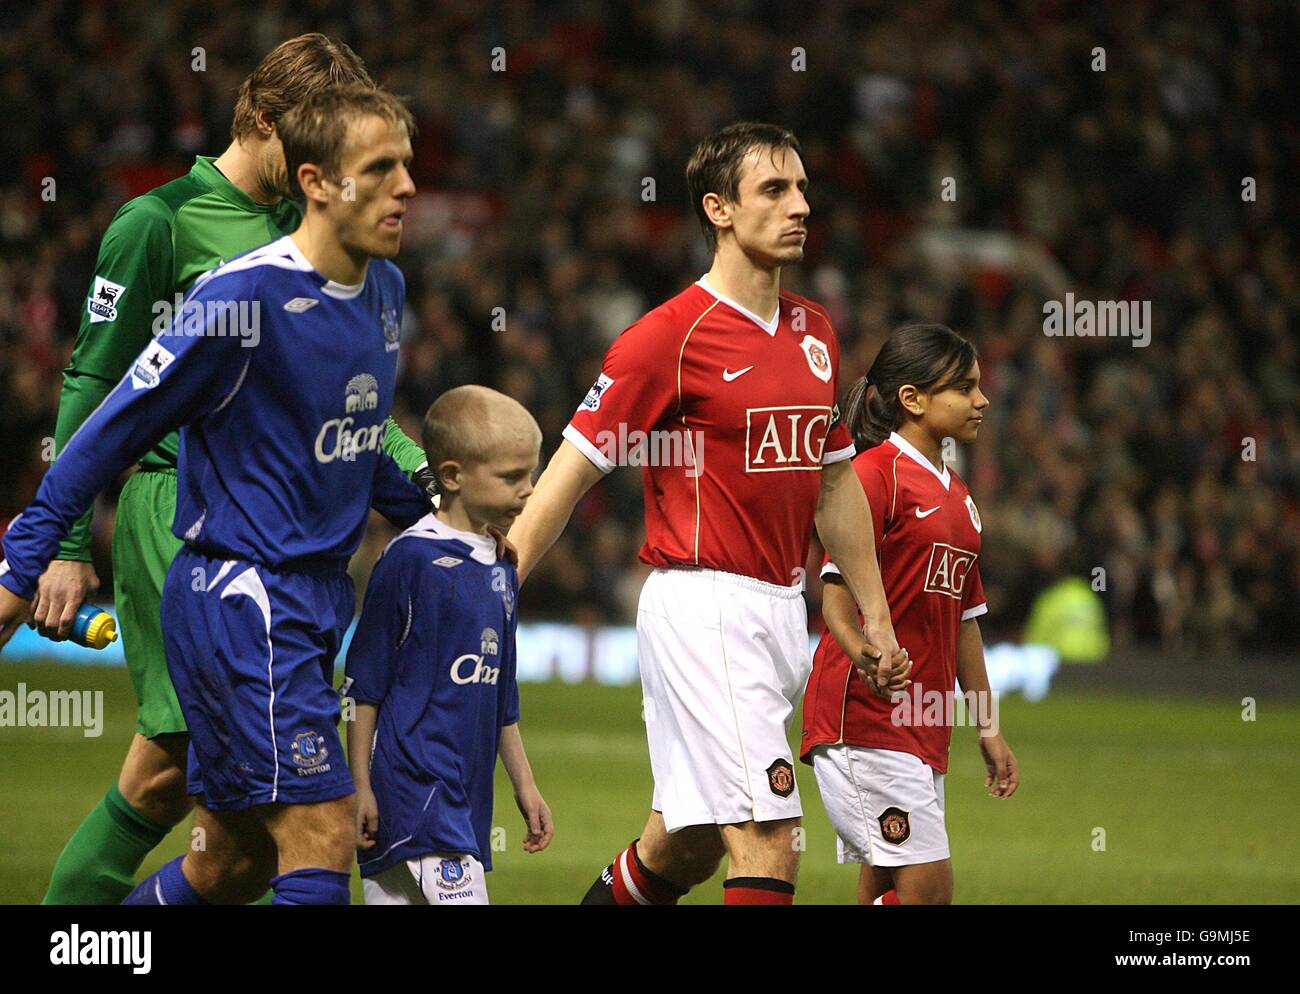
[888,431,951,490]
[822,442,856,465]
[322,279,365,299]
[219,566,277,801]
[386,512,498,565]
[825,560,986,619]
[678,299,720,565]
[211,356,251,415]
[562,423,616,474]
[358,833,416,868]
[197,235,311,284]
[695,275,779,335]
[281,235,367,298]
[185,255,307,306]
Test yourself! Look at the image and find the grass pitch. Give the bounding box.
[1,661,1296,904]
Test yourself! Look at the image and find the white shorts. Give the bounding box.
[362,854,489,905]
[637,567,812,833]
[811,745,950,867]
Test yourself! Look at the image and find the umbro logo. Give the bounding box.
[283,297,319,313]
[722,365,754,381]
[432,556,463,568]
[915,506,940,519]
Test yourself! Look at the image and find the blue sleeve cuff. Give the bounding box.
[0,566,35,602]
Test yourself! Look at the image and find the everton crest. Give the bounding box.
[381,303,401,352]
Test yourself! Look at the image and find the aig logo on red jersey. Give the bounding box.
[745,406,831,472]
[924,543,977,599]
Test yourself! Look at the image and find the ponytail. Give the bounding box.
[844,324,976,451]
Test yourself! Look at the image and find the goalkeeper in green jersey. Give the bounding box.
[35,34,434,904]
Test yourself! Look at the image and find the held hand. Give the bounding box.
[880,649,913,697]
[355,789,380,849]
[860,622,905,694]
[979,734,1019,798]
[514,784,553,853]
[0,586,34,654]
[487,525,519,568]
[853,641,912,698]
[31,559,99,641]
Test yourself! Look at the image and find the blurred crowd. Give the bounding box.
[1,1,1296,651]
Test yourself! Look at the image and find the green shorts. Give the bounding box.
[112,468,186,738]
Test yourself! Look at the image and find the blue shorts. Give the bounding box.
[161,545,356,811]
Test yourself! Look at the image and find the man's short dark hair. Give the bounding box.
[278,85,416,203]
[686,122,802,253]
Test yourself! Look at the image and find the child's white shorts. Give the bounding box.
[810,744,950,866]
[362,854,489,905]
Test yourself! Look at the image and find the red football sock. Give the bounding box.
[609,841,688,906]
[723,876,794,905]
[873,888,900,905]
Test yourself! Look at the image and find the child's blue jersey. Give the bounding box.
[0,236,427,599]
[345,514,521,876]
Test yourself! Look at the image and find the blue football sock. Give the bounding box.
[122,855,206,905]
[270,867,351,905]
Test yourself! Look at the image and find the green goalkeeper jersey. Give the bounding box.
[54,155,427,561]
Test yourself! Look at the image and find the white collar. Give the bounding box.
[889,431,951,490]
[695,275,779,335]
[282,236,367,299]
[407,512,498,565]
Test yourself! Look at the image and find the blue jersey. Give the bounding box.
[345,514,521,876]
[0,236,427,600]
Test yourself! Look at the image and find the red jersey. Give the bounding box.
[564,277,855,587]
[800,432,987,772]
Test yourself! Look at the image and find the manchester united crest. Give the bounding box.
[799,335,832,383]
[877,806,911,845]
[965,494,982,533]
[766,758,795,798]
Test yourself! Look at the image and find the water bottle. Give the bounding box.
[69,604,118,649]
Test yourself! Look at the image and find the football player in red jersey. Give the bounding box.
[802,324,1019,905]
[509,123,906,905]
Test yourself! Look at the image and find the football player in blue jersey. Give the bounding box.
[0,86,430,905]
[345,385,552,904]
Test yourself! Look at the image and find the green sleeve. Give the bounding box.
[53,371,118,560]
[382,416,428,475]
[54,196,174,560]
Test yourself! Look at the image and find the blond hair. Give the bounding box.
[230,33,374,141]
[421,386,541,473]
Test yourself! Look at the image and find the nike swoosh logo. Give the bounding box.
[915,506,941,518]
[722,365,754,381]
